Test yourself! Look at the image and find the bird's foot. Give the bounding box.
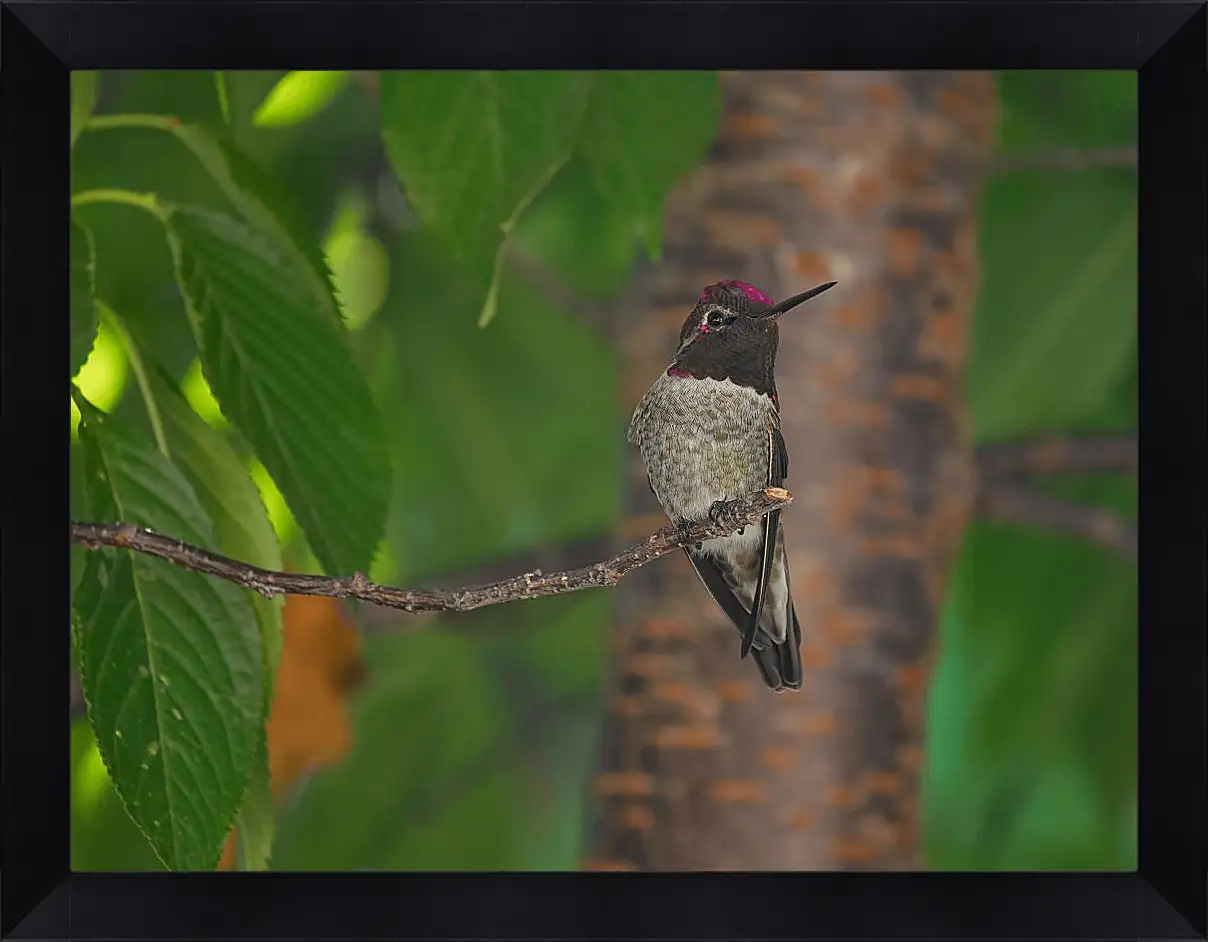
[674,518,699,549]
[708,498,745,532]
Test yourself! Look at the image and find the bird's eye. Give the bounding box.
[707,312,729,327]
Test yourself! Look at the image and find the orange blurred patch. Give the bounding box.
[892,664,928,696]
[914,185,952,214]
[779,163,821,191]
[830,301,871,334]
[626,652,678,679]
[652,725,722,749]
[847,169,886,216]
[917,310,966,365]
[886,155,931,187]
[798,565,836,604]
[826,783,861,809]
[866,467,904,492]
[759,747,797,772]
[829,472,869,536]
[619,513,669,540]
[219,832,237,870]
[220,594,363,870]
[820,607,869,647]
[799,710,837,736]
[715,679,750,703]
[936,87,979,124]
[826,399,889,430]
[617,804,656,830]
[725,112,779,139]
[896,744,924,772]
[793,251,834,282]
[613,694,646,718]
[584,859,639,871]
[709,779,767,803]
[815,353,859,390]
[878,499,913,522]
[866,81,907,108]
[703,211,784,246]
[866,771,903,795]
[642,617,694,640]
[887,228,925,275]
[266,595,362,787]
[801,643,832,670]
[594,773,656,797]
[859,535,922,559]
[831,837,882,864]
[652,681,715,714]
[891,375,948,402]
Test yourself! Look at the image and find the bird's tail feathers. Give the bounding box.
[751,606,802,692]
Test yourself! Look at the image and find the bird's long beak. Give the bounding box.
[756,281,837,318]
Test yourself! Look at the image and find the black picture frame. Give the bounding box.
[3,2,1204,939]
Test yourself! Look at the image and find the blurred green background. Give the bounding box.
[69,70,1136,871]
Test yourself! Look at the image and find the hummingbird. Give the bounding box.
[627,279,837,692]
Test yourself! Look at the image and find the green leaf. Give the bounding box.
[165,206,391,578]
[995,758,1124,870]
[271,594,609,870]
[923,474,1136,869]
[377,768,529,870]
[165,121,344,328]
[253,71,350,128]
[76,115,344,333]
[108,71,227,131]
[72,718,164,870]
[71,392,262,870]
[71,220,99,379]
[998,71,1137,153]
[235,730,275,870]
[150,366,284,696]
[214,72,231,126]
[379,71,593,273]
[507,594,611,702]
[150,365,283,868]
[71,71,99,149]
[271,629,508,869]
[968,169,1136,443]
[579,72,720,259]
[323,197,391,331]
[510,158,640,299]
[376,231,619,583]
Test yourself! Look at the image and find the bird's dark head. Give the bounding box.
[669,280,836,397]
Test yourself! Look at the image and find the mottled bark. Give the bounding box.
[587,71,996,871]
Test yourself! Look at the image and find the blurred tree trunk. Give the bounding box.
[586,71,996,870]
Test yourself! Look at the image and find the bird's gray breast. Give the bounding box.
[628,373,776,548]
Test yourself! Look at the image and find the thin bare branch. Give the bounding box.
[354,433,1140,630]
[362,433,1140,630]
[977,483,1136,558]
[356,531,619,633]
[70,488,792,615]
[976,434,1136,481]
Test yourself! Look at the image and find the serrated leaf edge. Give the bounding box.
[71,218,100,381]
